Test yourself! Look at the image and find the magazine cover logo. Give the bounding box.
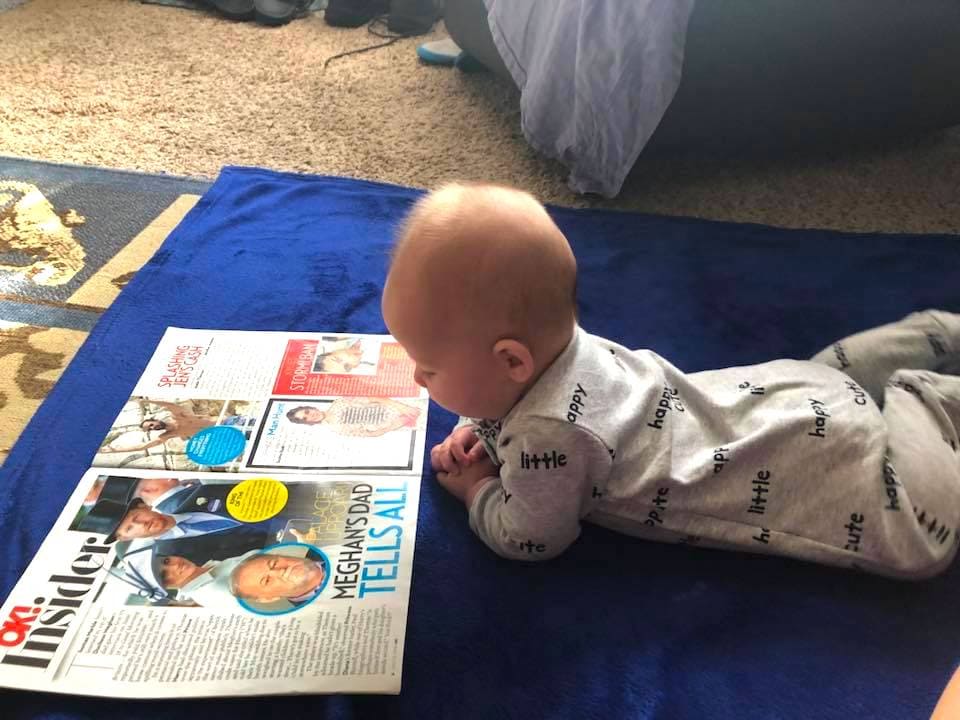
[1,535,114,669]
[0,606,41,648]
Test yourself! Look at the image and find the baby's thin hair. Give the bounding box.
[390,182,578,353]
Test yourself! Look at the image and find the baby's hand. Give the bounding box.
[430,425,486,473]
[437,456,499,505]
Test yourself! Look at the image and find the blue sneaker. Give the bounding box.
[417,38,463,66]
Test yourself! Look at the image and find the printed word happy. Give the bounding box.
[808,398,830,439]
[647,386,684,430]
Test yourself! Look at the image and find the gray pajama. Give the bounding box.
[466,310,960,579]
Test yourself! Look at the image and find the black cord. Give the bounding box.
[322,14,433,70]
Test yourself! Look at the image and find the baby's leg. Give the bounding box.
[810,310,960,405]
[872,369,960,578]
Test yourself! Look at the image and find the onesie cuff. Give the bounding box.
[467,477,500,524]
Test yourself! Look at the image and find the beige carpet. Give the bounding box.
[1,0,959,234]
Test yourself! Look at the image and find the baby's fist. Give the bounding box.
[437,456,499,505]
[430,425,486,473]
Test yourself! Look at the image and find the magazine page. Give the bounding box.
[90,329,427,474]
[0,468,419,697]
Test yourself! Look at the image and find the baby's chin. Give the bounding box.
[446,401,509,421]
[435,398,481,419]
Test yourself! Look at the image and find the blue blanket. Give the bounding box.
[3,168,959,719]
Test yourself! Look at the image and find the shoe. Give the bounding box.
[210,0,256,21]
[324,0,389,27]
[254,0,310,25]
[416,38,462,66]
[454,52,486,73]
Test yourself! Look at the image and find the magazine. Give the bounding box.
[0,329,426,697]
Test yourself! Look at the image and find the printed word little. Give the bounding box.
[889,379,924,403]
[915,507,953,546]
[832,342,851,370]
[519,450,567,470]
[808,398,830,438]
[747,470,772,515]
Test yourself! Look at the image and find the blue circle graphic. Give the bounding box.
[185,426,247,466]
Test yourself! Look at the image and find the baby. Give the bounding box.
[381,183,960,579]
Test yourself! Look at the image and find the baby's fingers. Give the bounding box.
[429,443,444,471]
[436,470,456,491]
[451,441,470,466]
[431,444,459,473]
[466,442,487,462]
[441,453,461,473]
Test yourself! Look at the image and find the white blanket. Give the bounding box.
[485,0,696,197]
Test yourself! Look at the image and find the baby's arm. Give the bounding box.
[468,417,613,561]
[437,456,499,504]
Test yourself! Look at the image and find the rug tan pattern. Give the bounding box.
[0,193,198,464]
[0,0,958,233]
[0,0,957,461]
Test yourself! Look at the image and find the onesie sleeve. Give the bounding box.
[468,417,613,561]
[454,416,478,430]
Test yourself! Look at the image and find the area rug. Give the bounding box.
[3,166,959,720]
[140,0,327,12]
[0,155,210,464]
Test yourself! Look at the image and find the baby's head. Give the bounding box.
[382,183,577,420]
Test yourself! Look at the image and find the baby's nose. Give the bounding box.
[413,368,427,388]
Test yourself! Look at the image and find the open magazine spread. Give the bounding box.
[0,329,427,697]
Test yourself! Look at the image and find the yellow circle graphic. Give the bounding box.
[226,478,289,522]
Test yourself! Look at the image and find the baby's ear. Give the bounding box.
[493,339,534,384]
